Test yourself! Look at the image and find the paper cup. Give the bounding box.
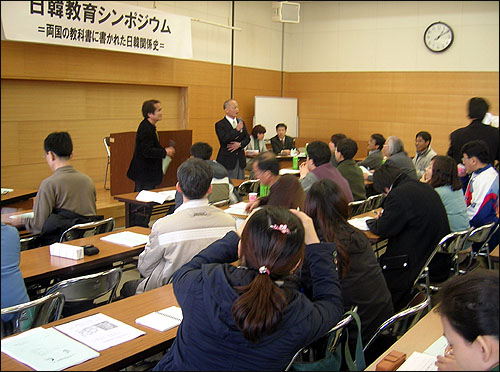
[249,192,257,202]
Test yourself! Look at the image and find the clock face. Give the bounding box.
[424,22,454,52]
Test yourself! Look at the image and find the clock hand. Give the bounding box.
[435,29,450,41]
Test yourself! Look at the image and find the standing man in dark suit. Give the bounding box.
[215,99,250,179]
[127,99,175,227]
[270,123,295,155]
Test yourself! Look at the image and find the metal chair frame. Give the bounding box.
[468,222,498,270]
[363,292,430,354]
[45,268,122,313]
[366,193,385,211]
[285,306,358,371]
[104,136,111,190]
[237,179,260,196]
[59,217,115,243]
[349,200,369,217]
[1,292,65,338]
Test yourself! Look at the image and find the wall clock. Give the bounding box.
[424,21,454,52]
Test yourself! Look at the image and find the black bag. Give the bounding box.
[291,310,366,371]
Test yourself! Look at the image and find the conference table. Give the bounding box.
[0,189,37,208]
[365,309,444,370]
[21,226,151,286]
[1,284,178,371]
[114,179,246,228]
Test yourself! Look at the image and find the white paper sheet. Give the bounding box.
[55,313,145,351]
[1,327,99,371]
[9,211,34,219]
[279,168,300,175]
[424,335,448,357]
[224,202,249,216]
[136,190,167,204]
[100,231,149,247]
[348,216,373,231]
[397,351,438,371]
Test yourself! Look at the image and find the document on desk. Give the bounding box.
[136,189,176,204]
[348,216,373,231]
[100,231,149,247]
[9,211,34,219]
[224,202,249,216]
[1,188,14,195]
[397,351,438,371]
[1,327,99,371]
[136,305,183,332]
[279,168,300,175]
[54,313,145,351]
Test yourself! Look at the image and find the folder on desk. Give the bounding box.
[100,231,149,247]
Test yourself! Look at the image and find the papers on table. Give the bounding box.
[348,216,373,231]
[397,336,448,371]
[9,211,34,219]
[100,231,149,247]
[55,313,145,351]
[1,327,99,371]
[279,168,300,175]
[246,149,259,156]
[397,351,438,371]
[224,202,249,217]
[1,188,14,195]
[135,305,183,332]
[136,189,176,204]
[359,165,372,175]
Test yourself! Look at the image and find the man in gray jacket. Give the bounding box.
[121,158,236,297]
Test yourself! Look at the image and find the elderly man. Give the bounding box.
[215,99,250,179]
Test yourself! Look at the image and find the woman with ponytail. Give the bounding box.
[153,206,343,371]
[301,179,394,350]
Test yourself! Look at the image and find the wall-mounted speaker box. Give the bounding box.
[272,2,300,23]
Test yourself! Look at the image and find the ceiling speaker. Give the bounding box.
[272,2,300,23]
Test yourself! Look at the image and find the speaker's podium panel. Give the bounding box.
[109,130,192,196]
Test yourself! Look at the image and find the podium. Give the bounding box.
[109,130,192,196]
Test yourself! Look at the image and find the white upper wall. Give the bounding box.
[284,1,499,72]
[91,1,500,72]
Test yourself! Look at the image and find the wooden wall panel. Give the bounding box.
[285,71,499,157]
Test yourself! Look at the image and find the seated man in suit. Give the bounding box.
[245,151,305,213]
[174,142,240,209]
[335,138,367,201]
[122,158,236,297]
[367,163,450,311]
[270,123,295,155]
[14,132,97,246]
[299,141,354,202]
[358,133,385,171]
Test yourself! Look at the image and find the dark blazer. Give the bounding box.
[215,118,250,170]
[367,174,450,310]
[447,119,500,164]
[358,149,384,170]
[270,135,295,154]
[153,231,343,371]
[127,119,167,187]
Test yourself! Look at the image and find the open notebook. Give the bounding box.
[135,306,183,332]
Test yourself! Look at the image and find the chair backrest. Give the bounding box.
[348,200,368,217]
[59,217,115,243]
[208,178,231,206]
[436,229,472,254]
[285,306,358,371]
[45,268,122,307]
[238,179,260,196]
[104,136,111,158]
[363,291,430,353]
[1,292,65,338]
[467,222,497,246]
[366,193,385,211]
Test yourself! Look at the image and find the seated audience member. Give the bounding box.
[301,179,393,347]
[245,151,305,213]
[299,141,354,201]
[122,158,236,297]
[245,124,267,177]
[270,123,295,155]
[434,270,499,371]
[358,133,385,170]
[18,132,97,246]
[423,155,469,233]
[335,138,367,200]
[367,163,450,310]
[153,207,344,371]
[462,140,499,250]
[1,223,31,334]
[174,142,240,209]
[413,131,437,179]
[328,133,347,167]
[383,136,417,180]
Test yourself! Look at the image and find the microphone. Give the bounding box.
[237,117,244,124]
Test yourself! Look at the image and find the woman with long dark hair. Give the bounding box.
[302,179,394,347]
[153,206,343,371]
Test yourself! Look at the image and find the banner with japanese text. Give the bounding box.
[1,1,192,59]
